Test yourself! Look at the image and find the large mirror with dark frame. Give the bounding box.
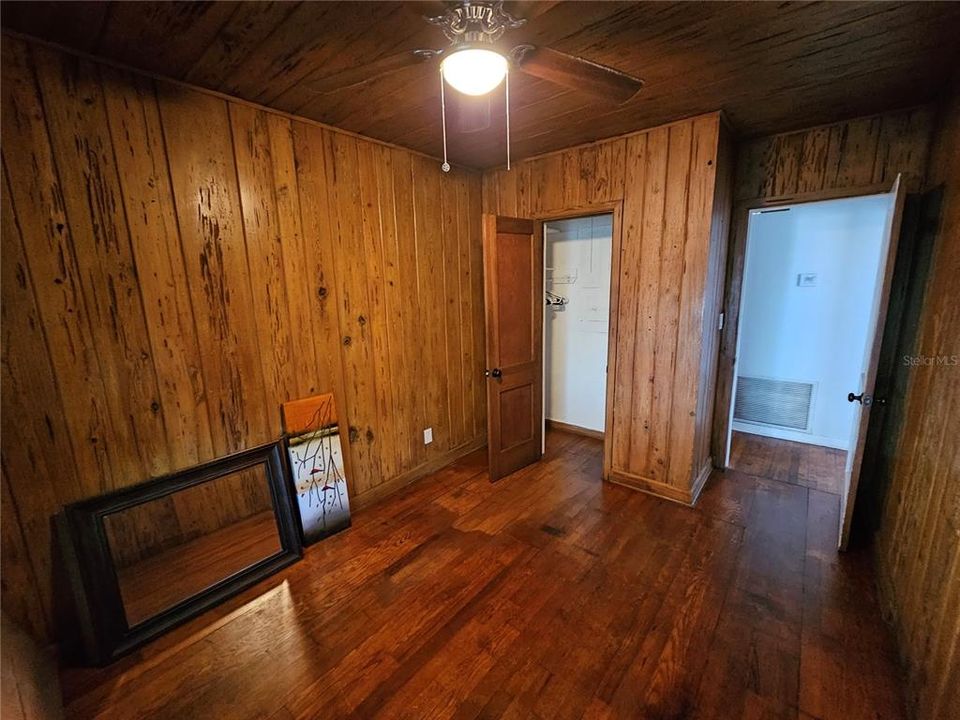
[58,442,302,665]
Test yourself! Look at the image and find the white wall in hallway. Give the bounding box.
[734,193,892,448]
[544,215,612,432]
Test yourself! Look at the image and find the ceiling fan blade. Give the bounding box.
[307,49,441,95]
[512,46,643,104]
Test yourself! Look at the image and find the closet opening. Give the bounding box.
[542,214,614,443]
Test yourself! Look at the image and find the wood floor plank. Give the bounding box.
[60,430,905,720]
[604,516,743,718]
[800,489,907,720]
[730,432,846,496]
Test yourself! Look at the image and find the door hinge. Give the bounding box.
[718,312,725,331]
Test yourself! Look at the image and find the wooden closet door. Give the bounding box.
[482,214,544,481]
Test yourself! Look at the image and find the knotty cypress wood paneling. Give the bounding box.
[483,113,732,503]
[875,88,960,720]
[734,106,935,202]
[0,36,485,642]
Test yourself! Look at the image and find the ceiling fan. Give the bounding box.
[307,1,644,169]
[308,1,644,103]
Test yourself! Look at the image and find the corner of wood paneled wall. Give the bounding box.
[873,81,960,720]
[0,33,488,644]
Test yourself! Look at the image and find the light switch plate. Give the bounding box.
[423,427,433,445]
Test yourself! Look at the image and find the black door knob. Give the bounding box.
[485,368,502,378]
[848,392,863,403]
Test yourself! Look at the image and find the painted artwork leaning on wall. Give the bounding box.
[282,394,351,544]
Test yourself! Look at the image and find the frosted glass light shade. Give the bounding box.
[441,48,508,96]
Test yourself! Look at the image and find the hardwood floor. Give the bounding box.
[60,430,905,719]
[729,431,847,496]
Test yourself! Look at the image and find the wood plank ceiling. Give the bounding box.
[3,1,960,168]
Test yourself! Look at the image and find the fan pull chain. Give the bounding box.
[505,66,511,171]
[439,69,450,173]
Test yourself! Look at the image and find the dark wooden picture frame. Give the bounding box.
[58,441,303,665]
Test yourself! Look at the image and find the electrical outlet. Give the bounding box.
[423,427,433,445]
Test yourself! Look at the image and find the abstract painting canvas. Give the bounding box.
[281,394,351,545]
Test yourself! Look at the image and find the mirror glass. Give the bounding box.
[103,464,281,627]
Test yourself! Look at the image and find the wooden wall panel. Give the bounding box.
[100,65,215,469]
[694,122,734,475]
[688,120,733,493]
[876,87,960,720]
[735,106,935,202]
[385,148,426,470]
[162,85,272,457]
[289,121,350,446]
[2,40,118,501]
[324,132,379,491]
[413,154,453,458]
[32,44,172,482]
[0,172,79,639]
[483,113,730,503]
[0,36,485,643]
[229,103,303,420]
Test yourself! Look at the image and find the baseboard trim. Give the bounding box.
[690,459,713,505]
[607,469,694,506]
[545,419,604,440]
[351,436,487,511]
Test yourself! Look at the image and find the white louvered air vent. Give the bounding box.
[733,376,813,431]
